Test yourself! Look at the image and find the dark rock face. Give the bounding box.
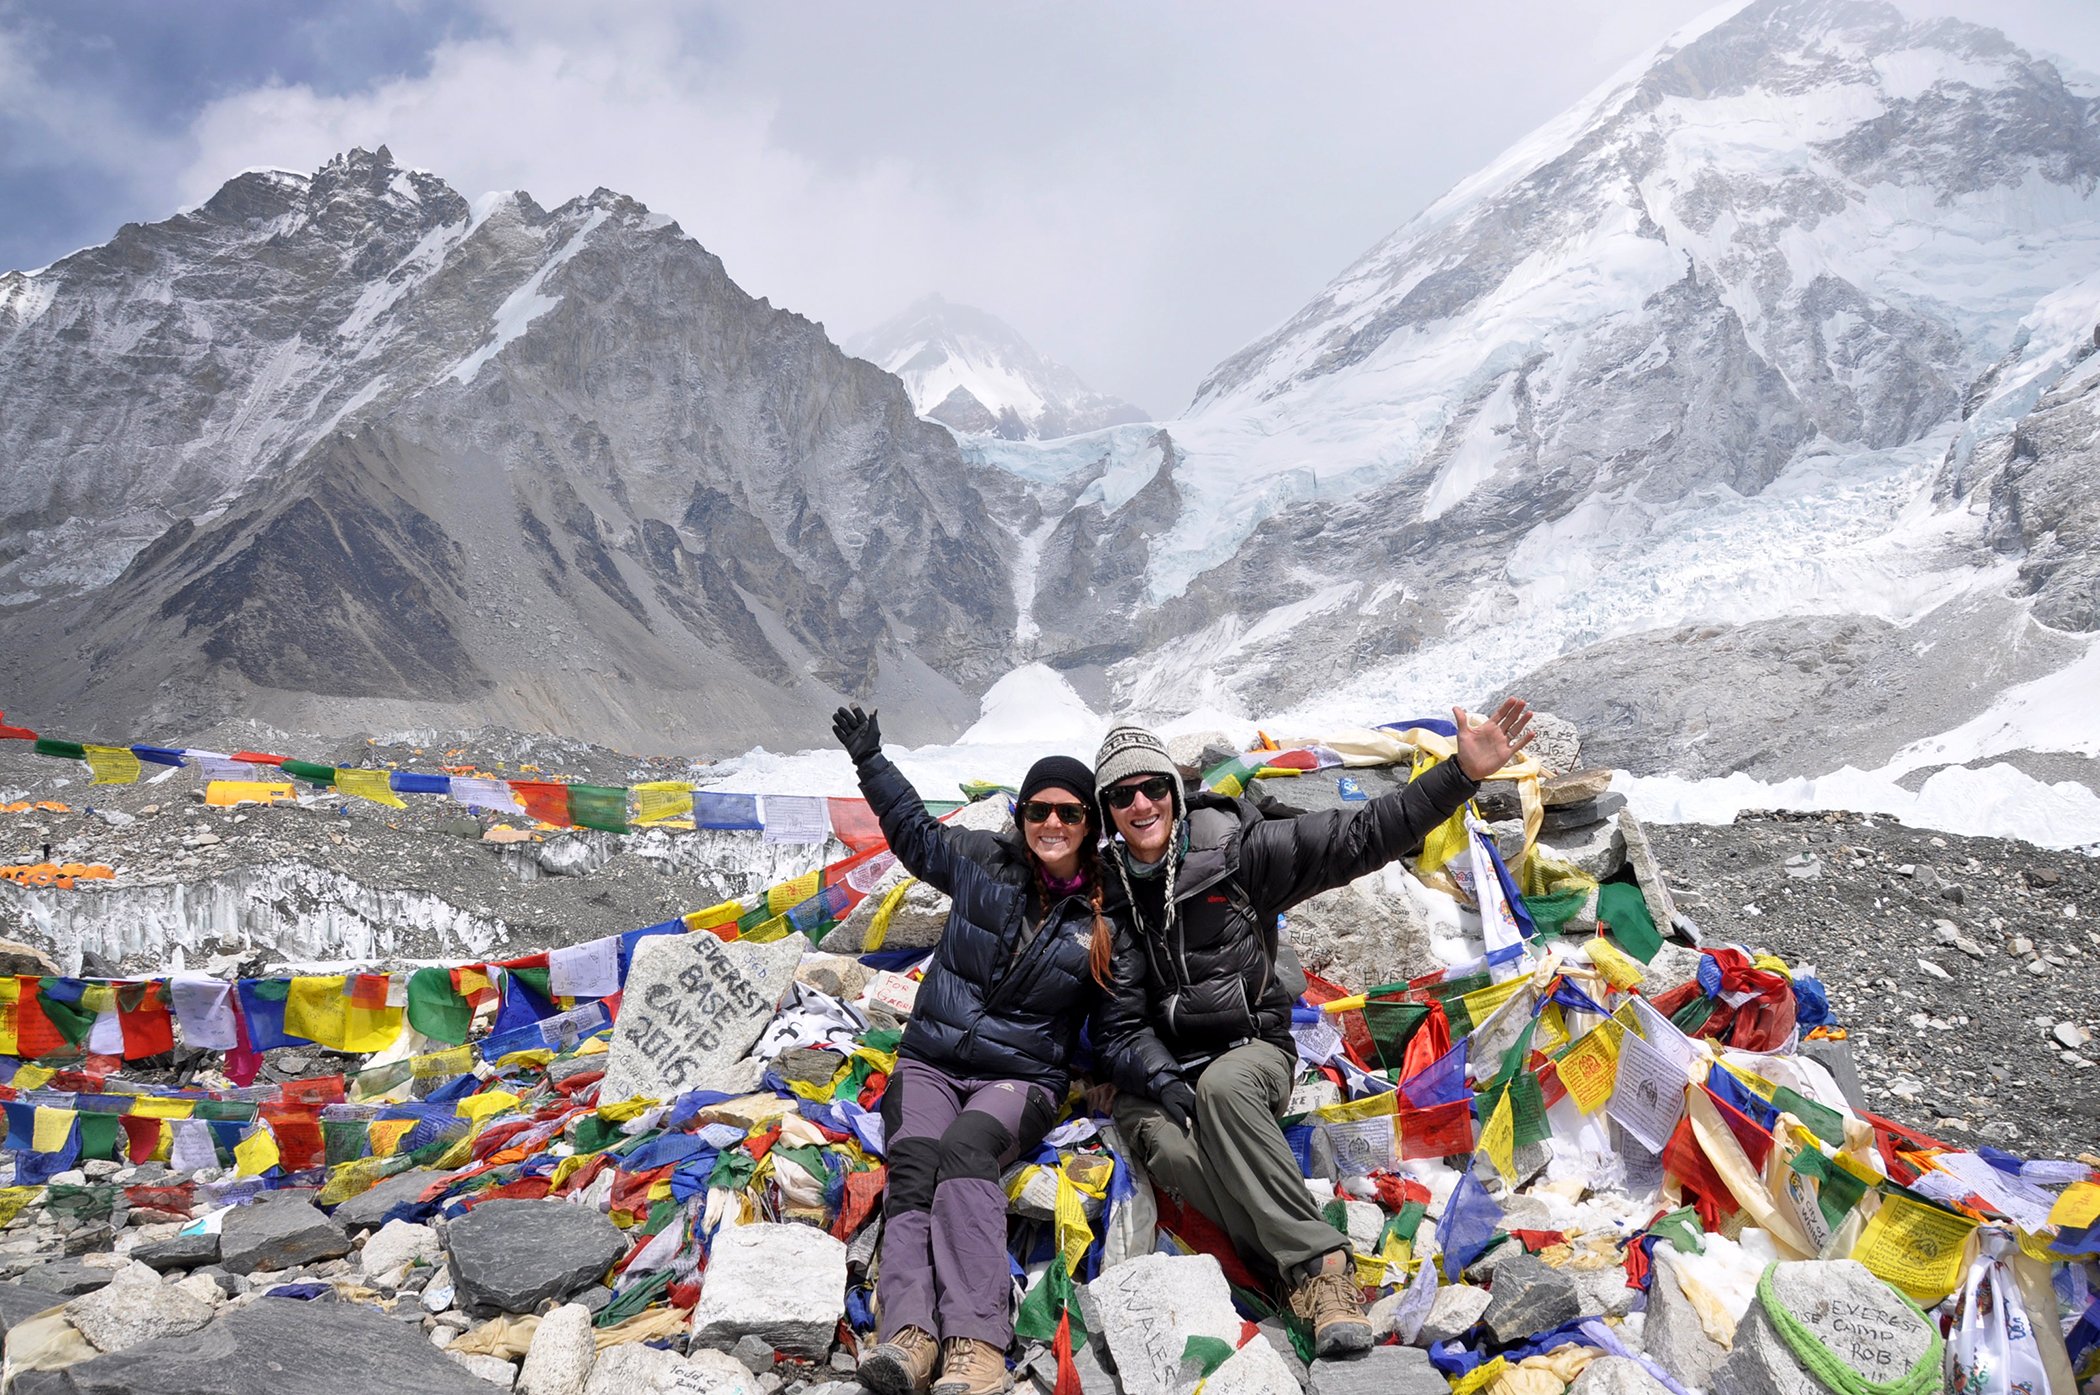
[444,1198,628,1317]
[216,1196,351,1274]
[11,1294,495,1395]
[129,1233,221,1273]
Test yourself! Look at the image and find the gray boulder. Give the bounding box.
[1643,1248,1729,1390]
[517,1302,597,1395]
[1570,1355,1675,1394]
[217,1195,351,1274]
[64,1261,215,1354]
[446,1200,628,1318]
[820,799,1015,952]
[1080,1253,1244,1395]
[11,1295,496,1394]
[1201,1336,1301,1395]
[0,1280,63,1337]
[130,1233,221,1272]
[1414,1283,1492,1345]
[1283,863,1443,992]
[18,1259,118,1297]
[1710,1260,1936,1395]
[1308,1345,1446,1395]
[330,1168,446,1231]
[1480,1252,1582,1344]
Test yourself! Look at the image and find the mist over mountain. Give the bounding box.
[845,294,1148,442]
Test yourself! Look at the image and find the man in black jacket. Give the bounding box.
[1092,701,1533,1356]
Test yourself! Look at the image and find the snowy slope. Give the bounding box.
[845,294,1148,440]
[963,0,2100,793]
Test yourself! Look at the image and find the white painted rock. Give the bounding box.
[689,1222,848,1361]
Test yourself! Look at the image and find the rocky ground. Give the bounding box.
[1648,809,2100,1156]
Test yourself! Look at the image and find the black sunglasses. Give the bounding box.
[1019,800,1089,826]
[1103,774,1175,810]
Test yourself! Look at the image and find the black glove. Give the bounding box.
[831,705,882,763]
[1158,1080,1197,1130]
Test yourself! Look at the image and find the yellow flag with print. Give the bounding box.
[1478,1087,1517,1184]
[769,870,822,916]
[1586,937,1645,991]
[0,976,19,1056]
[632,782,694,825]
[1851,1193,1980,1305]
[83,744,141,785]
[1556,1021,1622,1114]
[234,1125,280,1177]
[32,1106,74,1154]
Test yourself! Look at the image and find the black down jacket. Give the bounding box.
[1098,758,1479,1098]
[856,750,1122,1097]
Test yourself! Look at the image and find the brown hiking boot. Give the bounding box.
[1289,1259,1374,1358]
[931,1336,1012,1395]
[860,1325,941,1395]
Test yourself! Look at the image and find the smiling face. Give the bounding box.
[1107,774,1175,862]
[1020,793,1091,880]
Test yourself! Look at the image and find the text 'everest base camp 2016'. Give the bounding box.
[1,1,2099,1393]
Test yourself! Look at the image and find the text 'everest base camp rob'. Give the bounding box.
[0,1,2098,1394]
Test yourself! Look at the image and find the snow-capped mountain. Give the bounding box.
[0,149,1020,753]
[845,294,1147,440]
[969,0,2100,783]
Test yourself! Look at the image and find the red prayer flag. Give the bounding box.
[14,979,68,1060]
[1702,1086,1774,1171]
[259,1106,324,1171]
[279,1075,345,1108]
[0,714,35,741]
[119,1115,163,1164]
[348,974,391,1010]
[508,780,572,826]
[116,983,174,1059]
[1661,1115,1737,1231]
[1398,1098,1474,1160]
[825,798,887,854]
[229,750,287,766]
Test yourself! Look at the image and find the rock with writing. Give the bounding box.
[1710,1261,1935,1395]
[1079,1253,1244,1395]
[599,934,805,1102]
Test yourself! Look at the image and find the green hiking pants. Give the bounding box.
[1112,1039,1346,1277]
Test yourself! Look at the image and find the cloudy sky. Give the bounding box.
[5,0,2099,415]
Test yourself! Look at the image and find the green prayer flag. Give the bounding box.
[1595,882,1663,962]
[1014,1251,1088,1346]
[280,759,336,786]
[1362,1000,1430,1071]
[1525,886,1594,938]
[570,1114,627,1157]
[33,737,87,762]
[323,1119,369,1166]
[75,1112,123,1163]
[406,967,473,1045]
[569,784,629,834]
[594,1268,673,1328]
[1180,1337,1235,1380]
[1772,1087,1846,1148]
[1648,1206,1705,1257]
[37,988,97,1048]
[1508,1071,1551,1150]
[708,1150,760,1192]
[192,1099,258,1123]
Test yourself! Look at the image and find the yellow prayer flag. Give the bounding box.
[340,1002,405,1054]
[318,1157,391,1207]
[127,1096,195,1120]
[742,914,791,943]
[1556,1021,1622,1114]
[234,1125,281,1177]
[1719,1060,1779,1101]
[334,768,405,808]
[864,878,917,952]
[1457,975,1529,1028]
[369,1119,417,1157]
[456,1091,521,1125]
[82,744,141,785]
[2051,1181,2100,1230]
[1453,1356,1508,1395]
[550,1154,593,1191]
[11,1064,54,1090]
[1312,1090,1401,1125]
[456,966,494,999]
[632,782,694,825]
[31,1106,74,1154]
[411,1046,475,1080]
[1851,1194,1980,1305]
[0,1186,39,1227]
[769,870,822,916]
[1586,937,1645,991]
[0,976,19,1056]
[1479,1089,1517,1184]
[1536,1004,1570,1054]
[684,901,744,932]
[81,983,116,1016]
[1053,1167,1094,1275]
[205,780,296,807]
[283,976,350,1048]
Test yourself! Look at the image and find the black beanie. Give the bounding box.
[1018,755,1096,809]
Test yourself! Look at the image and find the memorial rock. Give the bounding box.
[598,933,804,1102]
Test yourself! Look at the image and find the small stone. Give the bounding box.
[64,1260,216,1353]
[331,1167,445,1231]
[1915,959,1949,980]
[448,1349,521,1386]
[732,1333,779,1374]
[1479,1253,1581,1344]
[19,1257,117,1297]
[688,1222,848,1361]
[1569,1355,1674,1393]
[687,1348,768,1395]
[2054,1023,2091,1051]
[1307,1344,1445,1395]
[518,1302,597,1395]
[1412,1282,1491,1346]
[362,1219,442,1280]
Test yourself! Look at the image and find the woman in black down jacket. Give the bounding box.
[833,706,1126,1395]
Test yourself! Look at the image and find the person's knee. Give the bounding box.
[885,1137,943,1214]
[1195,1063,1272,1122]
[933,1111,1013,1185]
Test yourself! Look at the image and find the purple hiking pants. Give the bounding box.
[876,1058,1056,1346]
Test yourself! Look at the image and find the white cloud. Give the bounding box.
[86,0,2100,413]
